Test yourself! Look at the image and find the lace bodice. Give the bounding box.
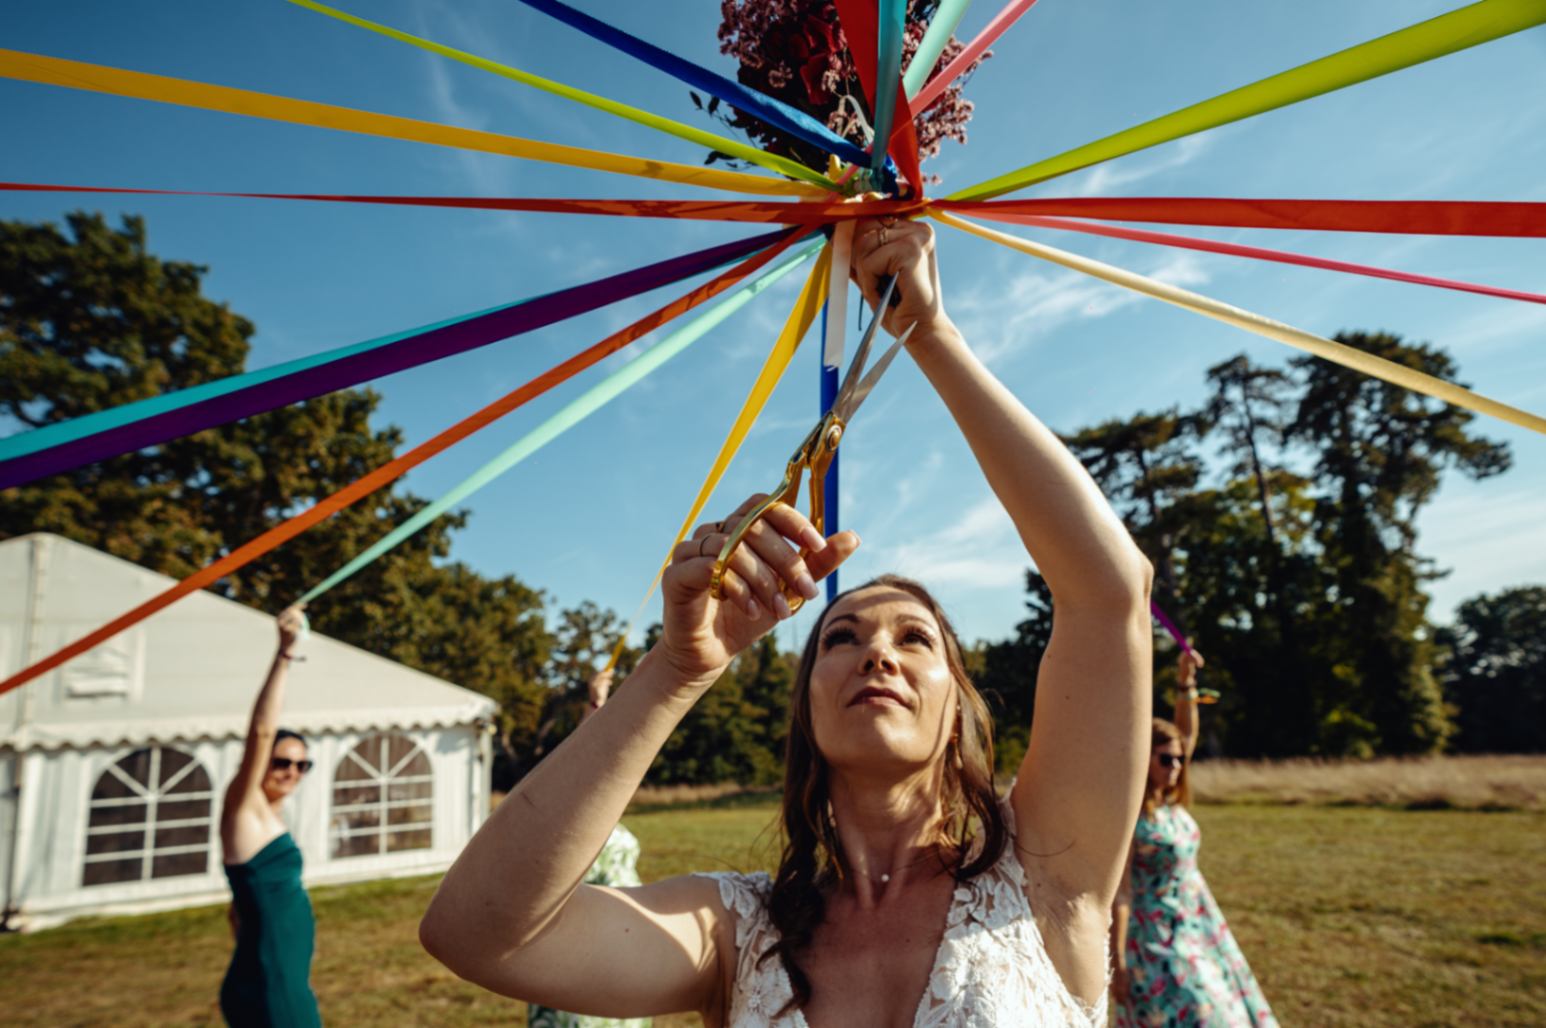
[696,797,1108,1027]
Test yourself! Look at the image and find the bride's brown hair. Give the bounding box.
[761,575,1008,1012]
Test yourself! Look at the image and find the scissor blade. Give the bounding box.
[835,276,899,409]
[837,322,915,421]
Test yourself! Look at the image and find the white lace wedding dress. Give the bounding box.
[697,796,1108,1027]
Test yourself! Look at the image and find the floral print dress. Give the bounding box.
[528,824,651,1028]
[1117,804,1276,1027]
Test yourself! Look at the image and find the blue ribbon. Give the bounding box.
[820,304,841,602]
[513,0,889,178]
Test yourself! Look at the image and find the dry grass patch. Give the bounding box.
[2,792,1541,1025]
[1190,754,1546,811]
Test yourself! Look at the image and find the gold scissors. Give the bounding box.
[710,276,916,613]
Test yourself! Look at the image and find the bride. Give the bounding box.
[420,217,1154,1026]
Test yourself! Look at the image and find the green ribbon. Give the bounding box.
[950,0,1546,201]
[299,238,824,602]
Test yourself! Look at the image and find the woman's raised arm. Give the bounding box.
[221,605,306,849]
[852,217,1152,907]
[419,499,857,1019]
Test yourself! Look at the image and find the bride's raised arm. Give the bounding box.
[854,217,1153,905]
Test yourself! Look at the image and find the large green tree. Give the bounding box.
[1288,332,1510,754]
[1,211,553,753]
[1437,586,1546,753]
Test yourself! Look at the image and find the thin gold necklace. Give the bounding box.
[860,843,946,885]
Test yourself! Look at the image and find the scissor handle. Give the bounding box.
[709,465,804,604]
[709,466,837,614]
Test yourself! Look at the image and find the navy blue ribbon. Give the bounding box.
[514,0,892,180]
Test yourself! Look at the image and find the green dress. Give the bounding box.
[528,824,651,1028]
[222,833,323,1027]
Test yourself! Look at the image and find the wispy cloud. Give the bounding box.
[866,496,1028,590]
[1064,133,1217,198]
[955,250,1213,364]
[1421,485,1546,619]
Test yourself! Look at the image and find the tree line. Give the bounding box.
[3,213,1541,790]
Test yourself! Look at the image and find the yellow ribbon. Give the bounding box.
[931,210,1546,437]
[608,242,833,669]
[0,48,824,198]
[290,0,837,191]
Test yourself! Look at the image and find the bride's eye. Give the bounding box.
[902,627,935,649]
[820,626,857,650]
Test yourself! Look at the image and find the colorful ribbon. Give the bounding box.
[0,228,791,490]
[937,196,1546,237]
[834,0,924,192]
[949,0,1546,200]
[904,0,973,99]
[301,239,825,602]
[0,182,924,224]
[820,221,855,602]
[290,0,835,190]
[912,0,1041,113]
[967,211,1546,305]
[0,230,811,699]
[0,49,822,197]
[1150,602,1198,659]
[871,0,908,181]
[608,243,833,670]
[509,0,871,170]
[932,211,1546,437]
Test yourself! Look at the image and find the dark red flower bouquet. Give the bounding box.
[708,1,989,182]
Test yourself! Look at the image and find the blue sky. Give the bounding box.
[4,0,1544,651]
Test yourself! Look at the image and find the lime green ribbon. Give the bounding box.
[290,0,836,189]
[951,0,1546,201]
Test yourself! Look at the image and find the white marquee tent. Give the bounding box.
[0,533,496,931]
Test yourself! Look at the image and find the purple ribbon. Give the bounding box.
[1150,601,1197,657]
[0,228,790,490]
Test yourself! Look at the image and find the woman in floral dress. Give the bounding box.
[527,669,650,1028]
[1112,652,1277,1026]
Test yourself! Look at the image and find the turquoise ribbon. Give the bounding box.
[299,238,825,602]
[904,0,972,98]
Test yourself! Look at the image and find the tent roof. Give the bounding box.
[1,534,496,751]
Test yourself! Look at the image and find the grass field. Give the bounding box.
[2,789,1543,1025]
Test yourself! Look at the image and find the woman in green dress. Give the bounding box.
[528,667,651,1028]
[219,605,323,1027]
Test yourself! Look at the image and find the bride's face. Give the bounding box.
[807,586,957,774]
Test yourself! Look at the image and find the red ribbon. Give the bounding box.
[935,197,1546,237]
[970,211,1546,305]
[0,181,925,223]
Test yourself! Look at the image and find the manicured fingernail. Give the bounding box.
[774,593,793,620]
[801,526,827,551]
[795,574,819,601]
[747,598,761,619]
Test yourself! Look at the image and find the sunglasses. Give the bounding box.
[1157,754,1185,769]
[270,757,314,773]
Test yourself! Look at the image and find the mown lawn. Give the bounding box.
[2,802,1541,1026]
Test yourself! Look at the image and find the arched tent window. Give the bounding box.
[330,732,433,859]
[82,746,213,886]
